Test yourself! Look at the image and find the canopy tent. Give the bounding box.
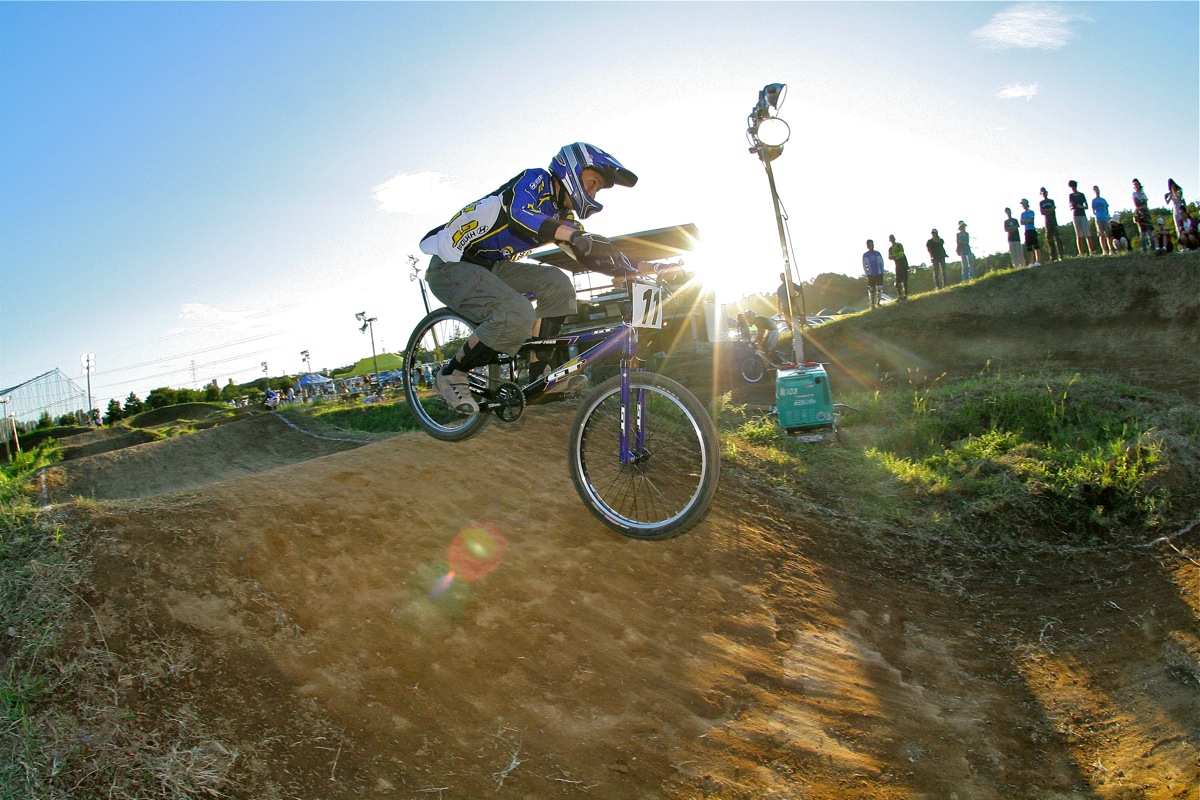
[296,373,333,387]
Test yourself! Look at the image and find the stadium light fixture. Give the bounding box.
[746,82,805,363]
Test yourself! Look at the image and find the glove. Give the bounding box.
[568,229,602,257]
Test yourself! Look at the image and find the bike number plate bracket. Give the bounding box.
[631,285,663,329]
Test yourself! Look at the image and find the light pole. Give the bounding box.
[408,255,432,315]
[746,82,806,364]
[81,352,95,423]
[0,397,10,459]
[301,350,311,374]
[355,311,381,393]
[261,361,269,391]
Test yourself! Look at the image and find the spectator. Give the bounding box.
[1109,214,1130,253]
[1019,198,1042,265]
[955,221,976,281]
[862,239,885,309]
[1039,187,1065,262]
[1179,208,1200,251]
[1091,186,1113,255]
[926,228,948,290]
[887,234,909,300]
[1004,207,1026,268]
[1132,179,1154,253]
[1165,179,1188,237]
[776,272,801,331]
[1067,180,1095,256]
[1153,217,1174,253]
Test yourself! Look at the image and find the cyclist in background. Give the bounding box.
[419,143,652,415]
[737,310,780,361]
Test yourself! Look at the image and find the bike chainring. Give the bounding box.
[492,381,526,424]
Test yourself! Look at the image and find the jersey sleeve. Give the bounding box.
[508,169,566,242]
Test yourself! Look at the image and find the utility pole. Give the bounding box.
[81,353,95,423]
[355,312,381,394]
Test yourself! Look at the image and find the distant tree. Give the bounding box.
[220,380,239,402]
[124,392,143,415]
[56,413,77,427]
[36,411,53,429]
[103,398,123,425]
[204,383,220,402]
[145,387,178,410]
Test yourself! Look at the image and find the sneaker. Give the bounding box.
[1031,261,1041,266]
[435,371,478,415]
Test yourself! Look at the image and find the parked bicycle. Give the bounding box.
[402,259,720,541]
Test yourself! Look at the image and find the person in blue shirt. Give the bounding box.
[419,143,649,415]
[862,239,886,309]
[1019,199,1042,266]
[1091,186,1113,255]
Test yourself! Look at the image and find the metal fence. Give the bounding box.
[0,368,89,430]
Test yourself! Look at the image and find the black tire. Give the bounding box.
[568,373,720,540]
[402,308,490,442]
[740,355,765,383]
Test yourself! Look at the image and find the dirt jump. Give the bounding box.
[48,257,1199,799]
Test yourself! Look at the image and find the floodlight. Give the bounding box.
[755,117,791,148]
[762,83,787,112]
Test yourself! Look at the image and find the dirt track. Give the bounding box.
[52,407,1195,799]
[50,256,1200,798]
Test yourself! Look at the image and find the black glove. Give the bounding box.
[568,230,609,257]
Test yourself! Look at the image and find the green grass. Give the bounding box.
[719,372,1200,550]
[307,396,424,433]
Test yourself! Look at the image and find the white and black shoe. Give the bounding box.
[435,371,478,416]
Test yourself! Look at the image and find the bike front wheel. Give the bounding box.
[568,373,720,540]
[402,308,491,442]
[740,354,766,383]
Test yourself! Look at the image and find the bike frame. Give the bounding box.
[471,281,660,466]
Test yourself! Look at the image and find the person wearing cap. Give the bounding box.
[1019,199,1042,266]
[887,234,909,300]
[1152,216,1174,253]
[1067,180,1095,256]
[1132,179,1154,253]
[1039,187,1064,262]
[1091,186,1114,255]
[1004,207,1026,269]
[955,221,976,281]
[1109,213,1130,253]
[926,228,948,290]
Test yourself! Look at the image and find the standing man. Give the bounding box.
[862,239,886,309]
[1091,185,1113,255]
[776,272,800,331]
[955,221,976,282]
[1019,198,1042,266]
[1004,208,1026,268]
[887,234,909,300]
[1039,187,1064,262]
[926,228,948,290]
[1132,178,1154,253]
[1067,180,1094,256]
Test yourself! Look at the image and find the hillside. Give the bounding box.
[14,254,1200,800]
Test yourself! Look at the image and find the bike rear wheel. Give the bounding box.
[568,373,720,540]
[403,308,491,442]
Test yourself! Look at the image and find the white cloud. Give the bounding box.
[371,170,459,215]
[996,83,1040,100]
[971,4,1085,50]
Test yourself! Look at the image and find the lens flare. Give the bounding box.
[446,522,507,583]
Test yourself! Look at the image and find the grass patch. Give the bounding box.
[719,373,1200,550]
[307,396,423,433]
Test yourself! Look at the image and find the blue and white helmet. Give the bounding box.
[549,143,637,220]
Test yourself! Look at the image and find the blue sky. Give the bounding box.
[2,2,1197,412]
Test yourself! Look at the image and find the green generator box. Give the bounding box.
[775,363,835,431]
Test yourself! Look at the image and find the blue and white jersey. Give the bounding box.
[862,249,885,276]
[420,168,575,266]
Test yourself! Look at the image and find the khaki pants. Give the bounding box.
[425,256,577,355]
